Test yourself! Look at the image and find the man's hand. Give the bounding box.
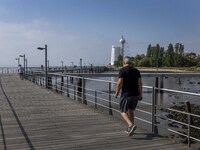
[138,95,142,101]
[114,93,118,99]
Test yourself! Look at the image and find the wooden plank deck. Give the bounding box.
[0,74,188,150]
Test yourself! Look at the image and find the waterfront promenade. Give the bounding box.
[0,74,187,150]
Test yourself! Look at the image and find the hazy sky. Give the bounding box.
[0,0,200,67]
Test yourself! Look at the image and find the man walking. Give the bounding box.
[115,56,142,136]
[18,64,24,80]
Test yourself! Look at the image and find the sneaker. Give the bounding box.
[128,124,137,136]
[125,127,129,133]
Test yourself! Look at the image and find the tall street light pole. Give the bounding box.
[15,58,20,67]
[47,60,49,70]
[61,61,63,73]
[37,44,48,88]
[19,54,25,73]
[25,59,28,71]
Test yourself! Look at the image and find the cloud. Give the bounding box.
[0,20,81,66]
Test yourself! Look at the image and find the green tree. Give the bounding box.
[165,43,174,67]
[138,57,151,67]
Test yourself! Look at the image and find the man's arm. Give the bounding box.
[115,78,123,98]
[138,78,142,100]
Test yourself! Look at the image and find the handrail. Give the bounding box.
[24,72,200,147]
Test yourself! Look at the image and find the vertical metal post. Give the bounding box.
[25,58,27,72]
[67,77,69,97]
[109,82,113,115]
[151,87,155,133]
[74,85,76,100]
[23,54,26,73]
[61,76,64,94]
[187,113,191,147]
[82,77,87,104]
[55,75,57,92]
[45,45,48,88]
[95,90,97,109]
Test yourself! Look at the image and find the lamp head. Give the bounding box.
[37,47,45,50]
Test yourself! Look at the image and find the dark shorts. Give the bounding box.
[120,96,139,113]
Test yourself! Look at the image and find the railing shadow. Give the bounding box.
[0,115,7,150]
[131,132,163,140]
[0,75,35,150]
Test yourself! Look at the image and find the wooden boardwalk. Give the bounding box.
[0,74,188,150]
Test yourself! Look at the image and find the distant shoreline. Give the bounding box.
[112,67,200,73]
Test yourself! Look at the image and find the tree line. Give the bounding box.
[114,43,200,67]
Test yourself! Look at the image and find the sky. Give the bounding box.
[0,0,200,67]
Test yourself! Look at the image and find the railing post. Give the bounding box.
[67,77,69,97]
[55,75,57,92]
[74,85,76,100]
[39,74,42,86]
[151,87,155,133]
[151,87,158,134]
[82,77,87,105]
[47,76,52,89]
[61,76,64,94]
[187,113,191,147]
[95,90,97,109]
[77,78,82,102]
[109,82,113,115]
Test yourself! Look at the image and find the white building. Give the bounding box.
[111,45,122,65]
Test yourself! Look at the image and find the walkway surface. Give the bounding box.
[0,74,188,150]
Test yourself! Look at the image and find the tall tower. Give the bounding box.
[119,35,126,59]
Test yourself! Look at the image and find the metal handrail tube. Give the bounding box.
[136,108,152,115]
[168,108,200,118]
[135,116,152,124]
[168,128,200,142]
[156,87,200,96]
[168,118,200,130]
[85,77,116,84]
[139,101,152,106]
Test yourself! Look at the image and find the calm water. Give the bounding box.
[85,71,200,106]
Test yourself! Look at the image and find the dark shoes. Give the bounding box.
[125,124,137,136]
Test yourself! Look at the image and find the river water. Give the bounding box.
[85,71,200,106]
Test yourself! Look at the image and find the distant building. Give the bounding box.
[111,45,122,65]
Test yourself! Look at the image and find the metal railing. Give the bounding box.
[24,72,200,147]
[0,68,18,74]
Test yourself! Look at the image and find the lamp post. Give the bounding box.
[15,58,20,67]
[37,44,47,88]
[61,61,63,73]
[19,54,25,73]
[25,59,27,71]
[47,60,49,70]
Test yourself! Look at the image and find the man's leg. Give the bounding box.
[120,112,133,127]
[127,109,134,124]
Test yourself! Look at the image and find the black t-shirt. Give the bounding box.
[118,66,141,97]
